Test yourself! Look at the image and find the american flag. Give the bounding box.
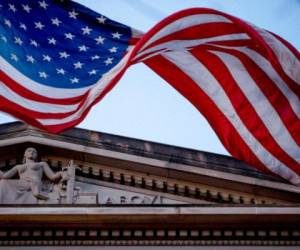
[0,0,142,130]
[0,1,299,185]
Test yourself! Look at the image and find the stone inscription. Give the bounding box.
[104,195,164,204]
[76,181,185,205]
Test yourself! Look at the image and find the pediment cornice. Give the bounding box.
[0,122,299,204]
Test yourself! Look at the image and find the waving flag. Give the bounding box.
[0,1,299,185]
[0,0,142,131]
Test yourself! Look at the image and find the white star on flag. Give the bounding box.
[78,45,89,52]
[95,36,105,45]
[42,55,52,62]
[70,77,79,83]
[8,4,17,12]
[26,55,35,63]
[30,39,38,47]
[109,47,117,53]
[91,55,100,60]
[22,4,31,13]
[65,33,75,40]
[4,19,11,28]
[48,38,57,45]
[97,16,106,24]
[51,18,61,26]
[39,1,48,9]
[82,26,92,35]
[88,69,97,75]
[59,52,70,59]
[14,37,23,46]
[19,23,27,30]
[69,9,79,19]
[112,32,122,39]
[39,71,48,78]
[74,61,83,69]
[10,53,18,61]
[34,21,44,30]
[105,57,113,65]
[56,68,66,75]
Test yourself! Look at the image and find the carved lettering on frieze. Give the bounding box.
[104,195,164,204]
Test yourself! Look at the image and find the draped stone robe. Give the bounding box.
[0,162,61,204]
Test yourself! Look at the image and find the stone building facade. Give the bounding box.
[0,121,299,249]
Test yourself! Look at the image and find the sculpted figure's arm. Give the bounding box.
[42,163,62,181]
[0,166,19,179]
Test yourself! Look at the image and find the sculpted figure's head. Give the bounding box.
[23,147,38,162]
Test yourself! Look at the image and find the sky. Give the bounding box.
[0,0,299,156]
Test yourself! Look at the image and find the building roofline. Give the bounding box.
[0,121,287,184]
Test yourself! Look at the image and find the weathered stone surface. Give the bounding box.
[0,146,96,204]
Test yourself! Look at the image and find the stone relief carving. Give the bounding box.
[0,147,177,205]
[0,147,82,204]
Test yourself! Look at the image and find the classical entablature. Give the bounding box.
[0,121,299,248]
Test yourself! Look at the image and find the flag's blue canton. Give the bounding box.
[0,0,132,88]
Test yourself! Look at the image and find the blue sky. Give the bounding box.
[0,0,299,156]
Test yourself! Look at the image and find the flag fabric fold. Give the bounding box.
[0,1,299,185]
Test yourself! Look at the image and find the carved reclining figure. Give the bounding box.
[0,147,68,204]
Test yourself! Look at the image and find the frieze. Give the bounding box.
[0,148,295,205]
[74,162,285,205]
[0,148,183,205]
